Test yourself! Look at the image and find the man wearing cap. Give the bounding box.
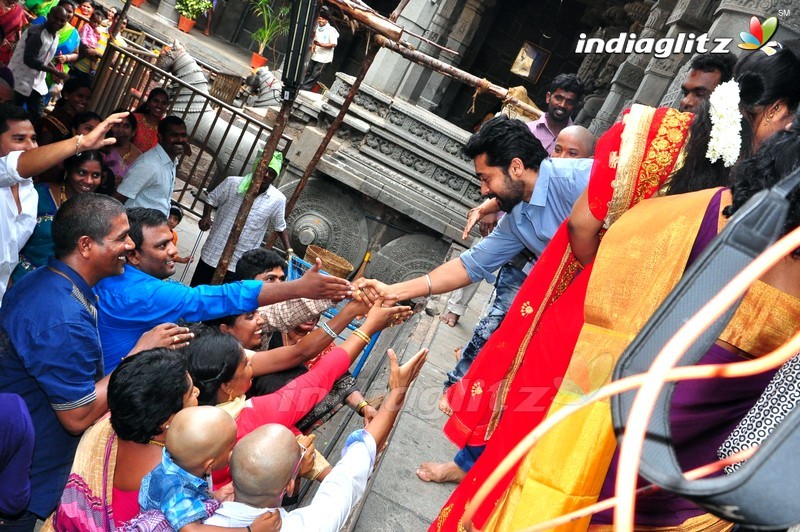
[191,151,292,286]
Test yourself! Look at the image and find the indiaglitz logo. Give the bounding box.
[738,16,780,55]
[575,32,731,58]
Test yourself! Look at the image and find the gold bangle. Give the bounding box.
[75,134,84,155]
[355,400,369,416]
[352,328,371,343]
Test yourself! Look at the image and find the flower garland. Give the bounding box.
[706,79,742,168]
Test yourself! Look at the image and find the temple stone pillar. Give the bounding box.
[362,0,449,98]
[589,0,670,135]
[632,0,713,106]
[659,0,800,108]
[412,0,487,110]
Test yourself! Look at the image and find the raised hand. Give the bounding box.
[388,347,428,393]
[363,299,413,333]
[80,111,129,151]
[298,258,352,301]
[297,433,317,477]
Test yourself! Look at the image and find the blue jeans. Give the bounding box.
[454,445,486,472]
[443,262,527,390]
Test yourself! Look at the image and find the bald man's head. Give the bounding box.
[0,79,13,104]
[166,406,238,476]
[553,125,595,159]
[230,424,300,507]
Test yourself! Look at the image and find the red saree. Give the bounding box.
[432,105,693,531]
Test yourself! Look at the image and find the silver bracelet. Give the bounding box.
[320,322,337,339]
[425,273,432,298]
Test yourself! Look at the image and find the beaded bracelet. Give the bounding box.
[320,322,337,339]
[352,328,371,343]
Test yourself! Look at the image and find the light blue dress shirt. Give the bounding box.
[117,143,177,215]
[460,157,592,283]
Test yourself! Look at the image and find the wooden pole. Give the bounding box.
[211,98,293,283]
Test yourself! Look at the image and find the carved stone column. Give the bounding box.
[590,0,673,135]
[709,0,800,46]
[632,0,715,107]
[363,0,442,96]
[660,0,800,108]
[413,0,487,110]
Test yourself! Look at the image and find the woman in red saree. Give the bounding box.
[432,104,694,531]
[434,42,800,530]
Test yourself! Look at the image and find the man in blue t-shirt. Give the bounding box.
[94,208,353,373]
[0,194,145,527]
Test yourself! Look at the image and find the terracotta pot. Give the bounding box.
[250,52,268,69]
[177,15,196,33]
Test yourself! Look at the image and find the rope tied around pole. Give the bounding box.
[469,78,492,114]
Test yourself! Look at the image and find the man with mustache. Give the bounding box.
[115,115,187,216]
[526,73,584,153]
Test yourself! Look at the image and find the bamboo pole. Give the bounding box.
[374,35,542,119]
[211,98,293,283]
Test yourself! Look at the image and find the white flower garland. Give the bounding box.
[706,79,742,168]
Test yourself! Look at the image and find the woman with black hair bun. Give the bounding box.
[47,348,200,529]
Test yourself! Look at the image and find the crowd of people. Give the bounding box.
[0,9,428,528]
[4,1,800,529]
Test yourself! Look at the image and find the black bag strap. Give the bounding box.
[610,168,800,528]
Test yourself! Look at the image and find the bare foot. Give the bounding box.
[416,461,466,483]
[438,392,453,416]
[439,311,460,327]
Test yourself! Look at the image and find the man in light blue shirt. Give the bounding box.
[357,116,592,484]
[115,116,187,215]
[362,115,591,303]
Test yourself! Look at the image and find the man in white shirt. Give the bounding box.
[300,15,339,91]
[7,7,70,122]
[205,347,428,532]
[0,105,38,305]
[190,151,291,286]
[115,116,187,215]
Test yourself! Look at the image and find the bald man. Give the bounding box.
[552,125,595,159]
[206,348,429,531]
[138,407,276,532]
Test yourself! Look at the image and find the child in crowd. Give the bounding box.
[169,205,194,264]
[138,406,279,531]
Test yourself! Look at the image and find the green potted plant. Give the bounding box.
[250,0,289,68]
[175,0,212,32]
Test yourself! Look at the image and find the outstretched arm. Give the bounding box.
[355,258,472,304]
[365,347,427,449]
[256,258,352,305]
[16,112,128,178]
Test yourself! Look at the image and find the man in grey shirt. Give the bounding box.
[115,116,187,215]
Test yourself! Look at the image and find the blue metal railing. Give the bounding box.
[286,255,378,377]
